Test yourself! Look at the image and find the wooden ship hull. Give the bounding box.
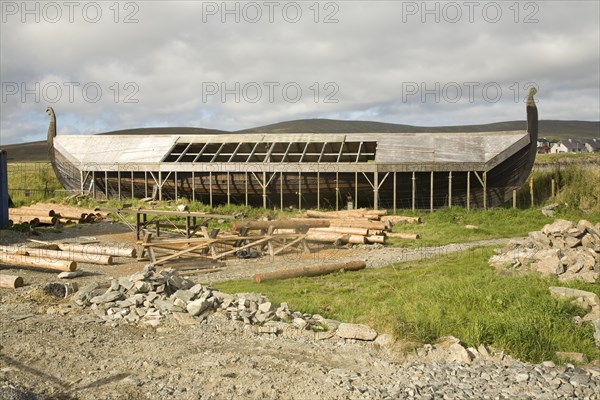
[46,89,538,210]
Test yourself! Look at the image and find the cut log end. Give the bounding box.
[0,275,24,289]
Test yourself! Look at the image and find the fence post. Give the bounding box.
[529,177,534,207]
[551,178,555,197]
[512,189,516,209]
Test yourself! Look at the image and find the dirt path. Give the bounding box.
[2,223,598,399]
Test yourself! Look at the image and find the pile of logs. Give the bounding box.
[7,203,108,228]
[0,241,137,273]
[301,209,421,245]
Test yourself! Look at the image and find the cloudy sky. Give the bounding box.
[1,0,599,144]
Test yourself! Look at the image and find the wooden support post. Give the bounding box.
[92,171,96,198]
[393,171,397,213]
[192,171,195,202]
[467,171,470,210]
[354,171,358,209]
[280,171,283,211]
[209,171,213,207]
[144,171,148,198]
[262,171,267,209]
[483,171,487,210]
[136,212,141,240]
[131,171,134,199]
[227,171,230,205]
[117,167,121,200]
[513,189,517,209]
[104,171,109,198]
[174,171,178,201]
[551,178,556,197]
[298,171,302,211]
[245,172,248,206]
[373,172,379,210]
[317,170,320,210]
[79,170,84,195]
[448,171,452,208]
[412,171,416,211]
[430,171,434,212]
[335,171,339,211]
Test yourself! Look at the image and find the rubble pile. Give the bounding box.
[490,219,600,283]
[72,266,379,342]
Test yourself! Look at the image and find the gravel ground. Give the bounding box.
[1,222,598,399]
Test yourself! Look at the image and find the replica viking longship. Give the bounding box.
[47,88,538,210]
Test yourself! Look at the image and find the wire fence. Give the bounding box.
[7,162,65,205]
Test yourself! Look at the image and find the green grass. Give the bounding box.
[215,247,600,364]
[7,162,64,206]
[536,152,600,163]
[387,207,556,248]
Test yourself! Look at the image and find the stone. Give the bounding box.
[293,318,307,329]
[465,225,478,230]
[73,282,100,305]
[57,270,84,279]
[165,273,195,291]
[549,287,600,313]
[172,289,195,303]
[532,249,564,276]
[154,299,175,313]
[594,320,600,347]
[173,298,187,309]
[187,298,212,316]
[448,342,473,364]
[529,231,551,249]
[189,284,204,295]
[336,323,378,341]
[321,319,340,331]
[543,219,575,235]
[258,302,272,313]
[542,361,556,368]
[564,236,581,248]
[90,291,123,304]
[134,281,152,293]
[477,344,491,358]
[555,352,588,364]
[118,276,134,290]
[374,333,395,348]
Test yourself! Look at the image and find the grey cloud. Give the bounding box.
[1,0,598,144]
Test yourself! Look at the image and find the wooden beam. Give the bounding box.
[254,261,366,283]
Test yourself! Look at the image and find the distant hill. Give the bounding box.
[2,119,598,162]
[239,119,600,139]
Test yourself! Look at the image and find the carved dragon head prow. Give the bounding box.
[46,106,57,156]
[526,87,537,108]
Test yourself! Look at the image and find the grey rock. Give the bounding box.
[336,323,378,341]
[90,291,123,304]
[154,299,175,313]
[187,298,213,316]
[134,281,152,293]
[258,301,272,313]
[543,220,575,235]
[529,231,551,248]
[172,289,195,303]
